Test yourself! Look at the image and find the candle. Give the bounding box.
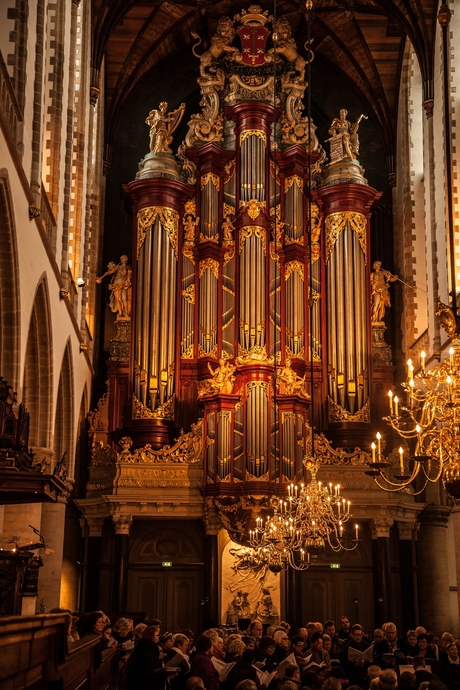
[339,523,343,537]
[301,549,305,561]
[376,432,381,457]
[407,358,412,379]
[399,446,404,474]
[394,396,399,416]
[409,363,414,381]
[308,552,310,563]
[371,442,376,462]
[416,424,421,452]
[450,346,454,370]
[388,390,393,413]
[355,524,359,540]
[447,375,452,399]
[409,378,414,406]
[421,350,426,375]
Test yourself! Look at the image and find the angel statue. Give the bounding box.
[198,358,236,396]
[145,102,186,154]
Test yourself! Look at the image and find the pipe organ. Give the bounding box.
[123,6,381,524]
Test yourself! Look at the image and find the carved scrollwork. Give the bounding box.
[325,211,367,263]
[132,394,175,420]
[138,206,179,258]
[327,396,370,423]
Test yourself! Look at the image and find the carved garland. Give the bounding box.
[325,211,367,263]
[132,393,176,420]
[138,206,179,258]
[239,225,267,254]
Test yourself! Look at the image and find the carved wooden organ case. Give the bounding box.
[123,7,383,515]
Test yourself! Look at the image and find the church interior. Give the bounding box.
[1,0,460,679]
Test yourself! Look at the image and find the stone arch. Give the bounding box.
[23,274,53,450]
[73,384,89,496]
[54,339,74,476]
[0,169,20,391]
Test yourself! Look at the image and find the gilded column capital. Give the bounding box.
[418,505,451,528]
[371,517,394,539]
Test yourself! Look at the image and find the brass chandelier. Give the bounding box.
[366,302,460,498]
[246,458,359,571]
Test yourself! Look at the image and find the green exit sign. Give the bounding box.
[330,563,341,569]
[162,561,172,567]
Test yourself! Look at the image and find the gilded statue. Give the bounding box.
[96,255,132,320]
[370,260,398,323]
[327,109,368,161]
[267,17,306,82]
[145,102,186,154]
[276,358,308,397]
[192,17,239,78]
[198,357,236,396]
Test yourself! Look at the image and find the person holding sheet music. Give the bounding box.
[273,630,291,664]
[190,635,227,690]
[304,632,331,672]
[164,633,192,690]
[373,623,406,669]
[414,634,437,661]
[343,624,374,686]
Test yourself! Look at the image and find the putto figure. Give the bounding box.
[370,260,398,323]
[145,101,185,154]
[97,255,132,320]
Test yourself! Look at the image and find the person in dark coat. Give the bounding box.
[128,626,171,690]
[254,636,279,672]
[165,633,192,690]
[190,634,226,690]
[226,650,261,689]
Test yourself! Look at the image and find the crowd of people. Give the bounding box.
[56,609,460,690]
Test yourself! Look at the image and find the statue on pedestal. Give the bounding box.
[370,260,398,323]
[327,109,368,162]
[145,102,185,154]
[97,255,132,321]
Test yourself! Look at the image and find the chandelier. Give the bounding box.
[366,302,460,498]
[246,458,360,571]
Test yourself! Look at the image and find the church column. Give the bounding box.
[417,505,451,630]
[396,520,419,631]
[81,517,104,612]
[204,501,220,626]
[38,497,68,611]
[111,514,133,613]
[371,518,393,626]
[451,506,460,626]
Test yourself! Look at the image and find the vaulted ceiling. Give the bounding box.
[91,0,439,165]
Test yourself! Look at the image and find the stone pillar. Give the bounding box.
[417,505,451,631]
[111,514,133,613]
[81,517,104,613]
[396,520,419,631]
[38,498,67,611]
[371,518,393,626]
[204,503,220,627]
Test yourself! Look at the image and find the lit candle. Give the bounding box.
[416,424,421,451]
[337,484,341,496]
[337,500,340,516]
[407,358,413,379]
[376,432,381,457]
[399,446,404,474]
[355,524,359,540]
[394,396,399,416]
[409,363,414,381]
[421,350,426,375]
[447,375,452,399]
[339,523,343,537]
[371,442,376,462]
[308,552,310,563]
[301,549,305,561]
[388,390,393,413]
[409,378,415,406]
[450,346,455,370]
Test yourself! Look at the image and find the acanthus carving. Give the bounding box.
[185,73,225,148]
[132,394,176,420]
[280,78,318,150]
[115,421,203,464]
[327,396,371,423]
[325,211,367,263]
[137,206,179,258]
[88,388,109,432]
[177,141,197,186]
[239,225,266,254]
[305,427,371,466]
[285,260,304,281]
[90,437,117,466]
